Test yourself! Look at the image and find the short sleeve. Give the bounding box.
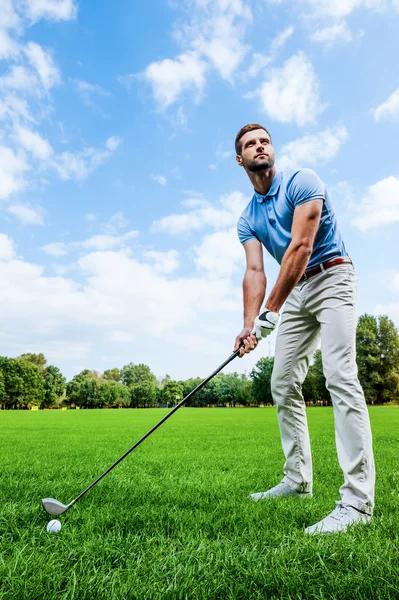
[288,169,326,208]
[237,215,257,245]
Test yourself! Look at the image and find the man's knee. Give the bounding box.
[271,367,301,405]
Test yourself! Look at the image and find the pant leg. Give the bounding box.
[308,265,375,514]
[272,285,321,493]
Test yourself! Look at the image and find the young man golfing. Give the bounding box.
[233,123,375,534]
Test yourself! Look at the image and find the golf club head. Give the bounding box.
[42,498,69,515]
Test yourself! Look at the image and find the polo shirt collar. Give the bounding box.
[254,170,282,203]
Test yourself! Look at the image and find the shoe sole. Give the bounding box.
[250,493,313,502]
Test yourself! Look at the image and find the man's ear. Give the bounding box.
[236,155,243,167]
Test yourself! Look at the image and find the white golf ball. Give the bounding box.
[46,519,62,533]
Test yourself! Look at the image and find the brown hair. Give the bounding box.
[235,123,272,155]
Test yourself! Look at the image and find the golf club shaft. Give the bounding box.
[70,347,242,507]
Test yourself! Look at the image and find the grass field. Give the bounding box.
[1,407,399,600]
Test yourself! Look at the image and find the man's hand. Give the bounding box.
[233,328,258,358]
[253,309,279,340]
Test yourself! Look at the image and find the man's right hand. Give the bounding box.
[233,328,258,358]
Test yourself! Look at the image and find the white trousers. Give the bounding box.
[271,264,375,514]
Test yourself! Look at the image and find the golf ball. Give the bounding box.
[46,519,62,533]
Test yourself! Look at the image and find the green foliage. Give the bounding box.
[43,365,66,408]
[120,363,157,387]
[97,380,131,408]
[303,349,329,405]
[357,314,399,404]
[213,372,251,407]
[0,356,44,409]
[250,357,274,405]
[18,352,47,372]
[159,380,183,407]
[103,368,121,382]
[130,381,158,408]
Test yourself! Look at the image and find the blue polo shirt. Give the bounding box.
[237,168,348,269]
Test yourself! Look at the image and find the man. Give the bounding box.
[233,123,375,535]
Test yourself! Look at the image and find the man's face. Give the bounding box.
[236,129,275,173]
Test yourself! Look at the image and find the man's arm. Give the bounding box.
[266,198,323,313]
[233,239,266,355]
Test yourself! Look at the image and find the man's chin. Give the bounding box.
[247,161,272,173]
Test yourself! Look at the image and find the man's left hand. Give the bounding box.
[253,309,279,340]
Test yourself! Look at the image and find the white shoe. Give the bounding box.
[250,481,312,502]
[305,502,371,535]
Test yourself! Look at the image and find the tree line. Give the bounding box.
[1,314,398,410]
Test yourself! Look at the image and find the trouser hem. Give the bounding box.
[283,475,312,494]
[341,495,373,516]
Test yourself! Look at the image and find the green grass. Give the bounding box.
[1,407,399,600]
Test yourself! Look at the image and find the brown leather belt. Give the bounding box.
[300,257,353,281]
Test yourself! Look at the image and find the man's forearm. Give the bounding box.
[266,243,311,313]
[243,269,266,329]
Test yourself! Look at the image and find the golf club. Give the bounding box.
[42,345,244,515]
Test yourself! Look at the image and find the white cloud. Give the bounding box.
[136,0,252,108]
[151,191,248,235]
[105,136,122,151]
[52,138,119,181]
[0,94,34,123]
[102,212,129,234]
[390,273,399,292]
[109,331,135,343]
[352,176,399,232]
[153,175,167,186]
[0,145,29,200]
[143,53,207,109]
[0,234,15,261]
[0,28,20,60]
[0,65,39,94]
[299,0,384,19]
[14,125,53,160]
[248,26,294,78]
[8,204,44,225]
[311,22,352,43]
[75,230,140,251]
[373,88,399,122]
[248,52,326,126]
[23,0,78,23]
[194,228,245,278]
[24,42,61,90]
[0,0,20,30]
[142,250,180,274]
[278,125,348,170]
[41,242,68,257]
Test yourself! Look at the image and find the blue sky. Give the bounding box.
[0,0,399,381]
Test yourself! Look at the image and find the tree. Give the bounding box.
[356,314,381,404]
[43,365,66,408]
[130,381,158,408]
[18,353,47,373]
[96,380,130,408]
[103,368,121,382]
[65,370,98,408]
[0,357,44,409]
[120,363,157,387]
[250,357,274,405]
[158,380,183,407]
[311,349,329,404]
[356,314,399,404]
[213,373,251,407]
[0,369,5,406]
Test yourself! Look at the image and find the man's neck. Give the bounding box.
[248,166,276,196]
